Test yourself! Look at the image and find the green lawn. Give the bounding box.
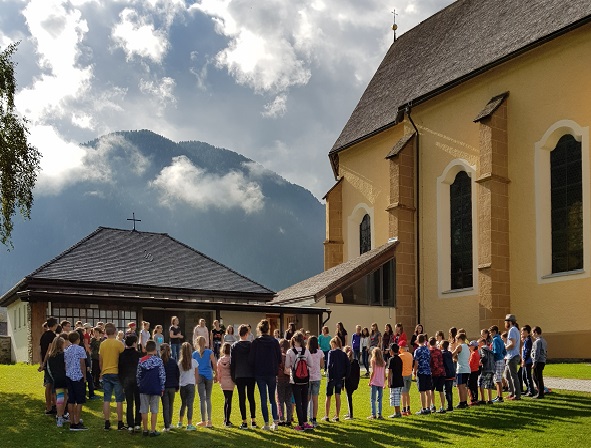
[545,363,591,380]
[2,364,591,448]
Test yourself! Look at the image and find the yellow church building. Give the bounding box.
[274,0,591,359]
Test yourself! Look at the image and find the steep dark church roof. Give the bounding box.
[330,0,591,155]
[25,227,274,295]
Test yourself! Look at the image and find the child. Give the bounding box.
[428,337,446,413]
[490,325,506,402]
[368,347,386,419]
[137,340,166,437]
[193,335,217,428]
[351,325,362,362]
[152,325,164,356]
[398,341,414,415]
[435,330,445,348]
[90,327,103,390]
[178,341,198,430]
[478,338,495,404]
[318,326,332,374]
[160,343,179,432]
[413,334,433,415]
[394,323,408,348]
[521,325,535,396]
[140,321,150,353]
[276,338,293,427]
[468,340,481,405]
[344,345,360,420]
[126,322,137,337]
[324,336,349,422]
[441,340,455,411]
[47,337,68,427]
[452,333,470,409]
[119,334,142,432]
[217,342,235,427]
[65,331,88,430]
[273,329,281,341]
[531,326,547,399]
[387,343,404,418]
[360,327,370,376]
[117,330,125,342]
[307,335,324,427]
[285,331,313,431]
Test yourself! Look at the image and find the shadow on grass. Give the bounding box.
[1,390,591,448]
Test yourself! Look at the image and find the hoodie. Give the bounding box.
[137,354,166,396]
[230,340,254,381]
[217,355,235,391]
[249,335,282,377]
[119,347,141,388]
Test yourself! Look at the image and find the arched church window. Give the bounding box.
[360,214,371,255]
[450,171,472,289]
[551,134,583,273]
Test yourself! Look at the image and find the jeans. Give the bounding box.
[179,384,195,421]
[362,348,369,374]
[198,377,213,422]
[124,382,141,428]
[171,344,180,361]
[256,375,278,423]
[533,362,545,397]
[161,387,176,429]
[292,383,308,427]
[505,355,522,399]
[223,390,233,423]
[370,385,383,417]
[276,380,293,423]
[444,379,454,410]
[235,377,256,420]
[353,349,361,362]
[522,365,535,394]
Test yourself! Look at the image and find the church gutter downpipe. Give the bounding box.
[404,105,421,326]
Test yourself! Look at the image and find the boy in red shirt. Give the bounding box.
[468,341,480,405]
[428,338,446,413]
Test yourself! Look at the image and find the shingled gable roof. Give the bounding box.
[330,0,591,156]
[271,241,397,306]
[20,227,274,296]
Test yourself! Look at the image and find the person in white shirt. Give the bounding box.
[193,319,210,348]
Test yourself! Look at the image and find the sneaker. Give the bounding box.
[367,415,376,419]
[438,407,446,414]
[69,423,78,431]
[294,425,305,431]
[262,424,271,430]
[62,413,70,422]
[197,421,207,427]
[312,420,319,428]
[486,400,494,405]
[507,396,521,401]
[251,421,257,428]
[104,420,111,431]
[239,422,248,430]
[224,422,233,428]
[134,425,142,432]
[142,431,149,437]
[271,422,278,430]
[45,409,55,415]
[177,422,183,428]
[277,421,285,427]
[415,409,430,415]
[477,400,487,405]
[76,423,89,431]
[303,422,314,430]
[431,406,437,413]
[331,416,340,422]
[149,431,161,437]
[344,415,353,420]
[118,423,128,431]
[285,421,292,427]
[321,416,329,422]
[128,427,134,433]
[492,397,504,403]
[186,424,197,431]
[206,421,213,428]
[456,403,468,409]
[56,417,64,428]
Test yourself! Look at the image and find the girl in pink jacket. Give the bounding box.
[217,343,236,427]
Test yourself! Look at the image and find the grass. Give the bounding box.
[2,364,591,448]
[545,363,591,380]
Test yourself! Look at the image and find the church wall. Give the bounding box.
[6,299,29,363]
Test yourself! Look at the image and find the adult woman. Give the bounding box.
[284,322,296,341]
[193,319,209,349]
[211,320,224,359]
[169,316,183,360]
[382,323,394,362]
[192,336,217,427]
[410,324,424,353]
[336,322,348,347]
[369,323,382,353]
[223,325,237,344]
[249,319,282,430]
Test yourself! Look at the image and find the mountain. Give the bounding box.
[0,130,325,293]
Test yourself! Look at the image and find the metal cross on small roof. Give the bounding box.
[127,212,141,231]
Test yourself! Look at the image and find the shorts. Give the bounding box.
[102,374,125,403]
[417,373,433,392]
[478,372,495,389]
[494,359,505,383]
[309,380,321,397]
[389,387,402,407]
[66,378,87,405]
[43,369,53,387]
[140,394,159,414]
[457,373,470,385]
[431,375,445,392]
[326,380,343,396]
[402,375,412,393]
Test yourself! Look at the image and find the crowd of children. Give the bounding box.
[38,314,548,434]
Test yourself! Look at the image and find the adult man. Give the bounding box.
[39,317,58,414]
[504,314,522,400]
[99,322,125,430]
[193,318,210,348]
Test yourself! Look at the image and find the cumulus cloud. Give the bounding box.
[139,76,177,107]
[151,156,264,214]
[262,94,287,118]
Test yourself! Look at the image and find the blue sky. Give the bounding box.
[1,0,454,201]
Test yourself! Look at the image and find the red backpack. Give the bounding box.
[292,348,310,385]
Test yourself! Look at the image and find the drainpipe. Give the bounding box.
[321,309,332,328]
[405,105,421,325]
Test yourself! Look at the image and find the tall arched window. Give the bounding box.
[450,171,472,289]
[551,134,583,273]
[360,214,371,255]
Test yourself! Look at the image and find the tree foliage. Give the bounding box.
[0,42,41,248]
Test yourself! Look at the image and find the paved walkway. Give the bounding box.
[544,376,591,393]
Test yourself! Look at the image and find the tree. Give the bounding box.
[0,42,41,248]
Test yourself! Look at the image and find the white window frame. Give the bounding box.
[535,119,590,283]
[347,203,374,261]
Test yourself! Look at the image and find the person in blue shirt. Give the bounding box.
[489,325,506,402]
[193,336,217,428]
[520,325,534,396]
[412,334,432,415]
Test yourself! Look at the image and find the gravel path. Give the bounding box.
[544,376,591,393]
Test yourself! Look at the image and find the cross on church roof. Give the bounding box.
[127,213,141,231]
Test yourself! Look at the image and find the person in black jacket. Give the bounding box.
[160,343,179,432]
[387,343,404,418]
[230,324,257,429]
[249,319,282,430]
[344,345,360,420]
[324,337,350,421]
[119,335,142,432]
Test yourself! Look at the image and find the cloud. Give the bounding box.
[139,76,177,107]
[151,155,265,214]
[262,94,287,118]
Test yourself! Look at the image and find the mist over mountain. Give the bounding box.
[0,130,325,293]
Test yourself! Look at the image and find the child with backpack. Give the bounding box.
[276,339,293,427]
[344,345,360,420]
[324,337,350,422]
[284,331,313,431]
